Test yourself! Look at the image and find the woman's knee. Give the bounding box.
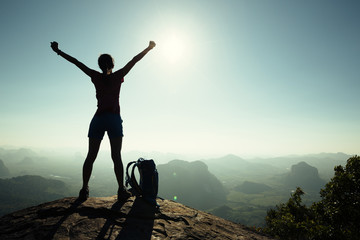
[111,153,122,163]
[84,154,97,165]
[86,151,96,160]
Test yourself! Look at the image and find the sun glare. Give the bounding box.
[159,32,188,63]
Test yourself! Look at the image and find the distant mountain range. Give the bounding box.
[252,152,351,179]
[0,147,39,163]
[200,153,351,183]
[0,175,70,216]
[201,154,285,184]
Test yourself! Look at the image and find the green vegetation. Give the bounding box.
[263,156,360,239]
[234,181,272,194]
[210,188,320,227]
[205,155,326,227]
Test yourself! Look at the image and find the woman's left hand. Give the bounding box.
[51,41,59,53]
[149,41,156,49]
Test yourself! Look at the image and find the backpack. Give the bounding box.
[125,158,159,206]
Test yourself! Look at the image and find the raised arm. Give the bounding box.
[50,41,93,77]
[120,41,156,77]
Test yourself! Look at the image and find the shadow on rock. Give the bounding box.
[115,197,157,240]
[42,198,85,240]
[95,200,126,240]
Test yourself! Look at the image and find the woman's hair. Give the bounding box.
[98,54,114,73]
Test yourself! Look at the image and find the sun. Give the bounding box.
[159,31,188,64]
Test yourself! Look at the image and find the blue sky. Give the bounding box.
[0,0,359,157]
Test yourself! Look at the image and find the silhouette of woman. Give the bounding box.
[50,41,156,201]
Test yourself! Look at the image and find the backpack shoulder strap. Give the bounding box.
[130,161,143,196]
[125,161,137,188]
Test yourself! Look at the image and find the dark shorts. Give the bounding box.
[88,113,124,140]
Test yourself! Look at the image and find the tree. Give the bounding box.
[264,187,314,240]
[263,156,360,240]
[314,155,360,239]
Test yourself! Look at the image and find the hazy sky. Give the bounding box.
[0,0,359,157]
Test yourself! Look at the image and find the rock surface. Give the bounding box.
[0,196,273,240]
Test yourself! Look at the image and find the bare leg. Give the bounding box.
[109,137,124,187]
[82,138,102,189]
[109,136,131,201]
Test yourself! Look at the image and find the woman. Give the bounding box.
[50,40,156,201]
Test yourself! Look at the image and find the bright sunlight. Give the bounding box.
[158,31,189,64]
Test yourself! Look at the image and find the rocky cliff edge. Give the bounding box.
[0,196,273,240]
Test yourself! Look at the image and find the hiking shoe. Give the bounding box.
[118,187,132,202]
[78,187,89,201]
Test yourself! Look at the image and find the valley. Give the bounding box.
[0,147,351,227]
